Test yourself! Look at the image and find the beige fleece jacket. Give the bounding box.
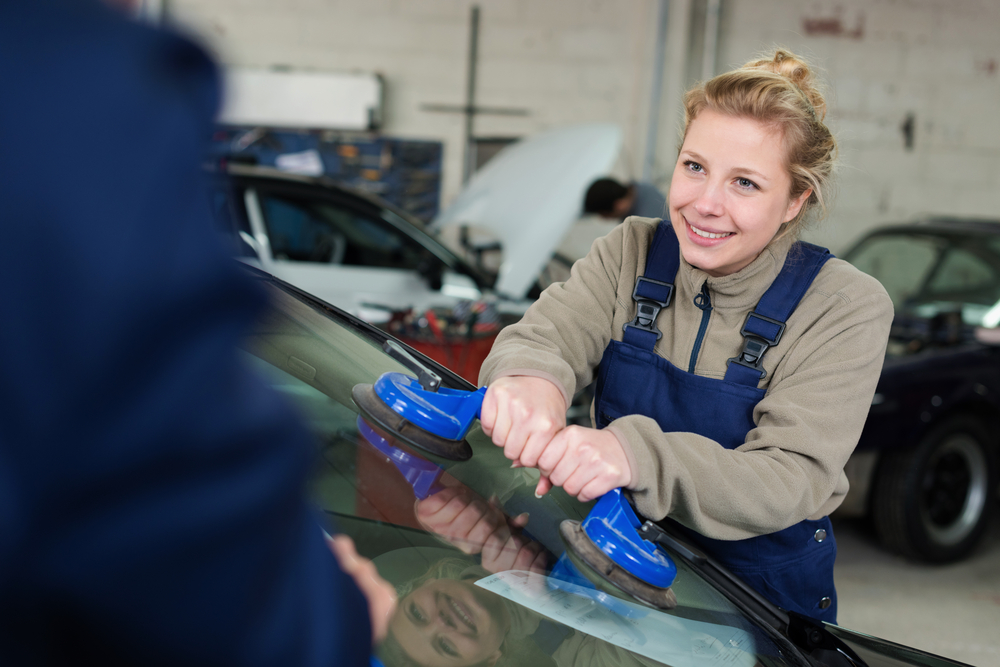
[479,217,893,541]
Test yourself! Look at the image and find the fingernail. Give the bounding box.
[534,491,543,499]
[510,461,522,468]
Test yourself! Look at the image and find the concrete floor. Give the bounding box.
[833,508,1000,667]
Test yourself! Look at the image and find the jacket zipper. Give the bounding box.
[688,282,713,373]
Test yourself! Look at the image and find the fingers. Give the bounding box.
[415,487,508,554]
[327,534,398,644]
[569,468,623,502]
[533,426,631,501]
[478,386,497,436]
[481,528,543,574]
[482,377,565,464]
[534,474,553,498]
[511,541,546,572]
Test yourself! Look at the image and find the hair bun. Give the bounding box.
[744,49,827,120]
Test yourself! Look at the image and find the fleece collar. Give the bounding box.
[676,232,797,310]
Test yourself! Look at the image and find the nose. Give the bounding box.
[692,179,724,218]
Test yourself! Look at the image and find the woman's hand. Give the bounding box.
[480,376,566,470]
[415,486,547,575]
[533,425,632,502]
[481,522,548,575]
[327,534,398,645]
[414,485,508,555]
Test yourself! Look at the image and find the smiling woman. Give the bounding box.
[390,572,510,666]
[669,110,812,277]
[478,49,894,624]
[373,554,540,667]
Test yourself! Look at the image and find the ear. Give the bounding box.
[783,187,812,223]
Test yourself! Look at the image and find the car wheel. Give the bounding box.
[872,415,998,563]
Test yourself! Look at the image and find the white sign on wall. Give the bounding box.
[218,67,383,131]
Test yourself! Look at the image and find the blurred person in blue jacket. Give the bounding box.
[0,0,394,664]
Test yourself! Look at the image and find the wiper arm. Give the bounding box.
[639,521,868,667]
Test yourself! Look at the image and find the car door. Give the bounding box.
[239,178,482,319]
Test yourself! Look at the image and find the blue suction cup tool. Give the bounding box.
[351,340,485,461]
[356,415,445,500]
[557,488,677,609]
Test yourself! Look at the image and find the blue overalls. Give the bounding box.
[594,222,839,623]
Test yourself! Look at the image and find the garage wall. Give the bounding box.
[715,0,1000,252]
[167,0,674,213]
[167,0,1000,253]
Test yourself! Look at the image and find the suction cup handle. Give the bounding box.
[383,339,441,392]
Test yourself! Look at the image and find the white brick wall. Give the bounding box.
[719,0,1000,251]
[168,0,664,208]
[168,0,1000,252]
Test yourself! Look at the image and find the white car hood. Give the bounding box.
[430,124,622,299]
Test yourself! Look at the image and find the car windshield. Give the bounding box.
[845,229,1000,327]
[241,272,796,667]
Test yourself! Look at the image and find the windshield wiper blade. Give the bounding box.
[638,521,868,667]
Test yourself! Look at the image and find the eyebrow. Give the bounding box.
[682,150,772,183]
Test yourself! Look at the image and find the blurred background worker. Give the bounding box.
[583,177,667,220]
[0,1,394,664]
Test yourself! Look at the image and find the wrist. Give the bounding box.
[607,425,636,489]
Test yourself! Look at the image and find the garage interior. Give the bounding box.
[131,0,1000,664]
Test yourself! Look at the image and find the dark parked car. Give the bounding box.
[839,219,1000,563]
[241,264,971,667]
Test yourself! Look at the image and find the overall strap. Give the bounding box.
[725,242,833,386]
[622,222,679,349]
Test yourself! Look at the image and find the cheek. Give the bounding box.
[731,199,784,236]
[668,179,694,211]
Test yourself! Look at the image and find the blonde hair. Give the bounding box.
[681,48,837,235]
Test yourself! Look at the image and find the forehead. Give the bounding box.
[682,110,789,171]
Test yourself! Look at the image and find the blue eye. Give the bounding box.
[736,177,758,190]
[684,160,704,173]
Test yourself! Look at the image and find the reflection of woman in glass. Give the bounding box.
[392,575,509,665]
[375,556,543,667]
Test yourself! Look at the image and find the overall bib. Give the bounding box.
[594,222,839,623]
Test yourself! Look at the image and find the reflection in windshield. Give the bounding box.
[383,559,524,667]
[244,279,788,667]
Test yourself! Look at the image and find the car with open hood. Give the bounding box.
[241,263,971,667]
[209,124,622,325]
[838,218,1000,563]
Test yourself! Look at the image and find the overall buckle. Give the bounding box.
[622,277,673,341]
[726,311,786,380]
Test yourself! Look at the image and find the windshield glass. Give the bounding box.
[845,230,1000,327]
[244,178,493,289]
[242,275,793,667]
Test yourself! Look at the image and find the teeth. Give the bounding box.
[691,225,732,240]
[449,598,473,627]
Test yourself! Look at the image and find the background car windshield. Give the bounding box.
[259,191,437,270]
[239,276,794,667]
[846,231,1000,326]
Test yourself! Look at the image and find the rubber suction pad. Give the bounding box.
[352,383,473,461]
[559,520,677,610]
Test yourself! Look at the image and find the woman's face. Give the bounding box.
[390,578,509,667]
[668,109,811,277]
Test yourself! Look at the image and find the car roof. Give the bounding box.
[214,160,427,224]
[866,217,1000,236]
